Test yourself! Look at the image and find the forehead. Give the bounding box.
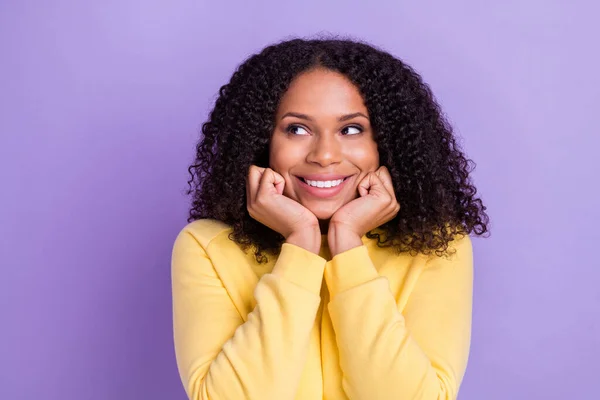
[276,68,368,117]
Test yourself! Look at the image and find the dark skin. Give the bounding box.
[246,68,400,257]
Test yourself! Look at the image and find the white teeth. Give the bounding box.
[305,179,344,188]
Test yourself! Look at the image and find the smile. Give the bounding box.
[295,175,352,198]
[302,178,345,188]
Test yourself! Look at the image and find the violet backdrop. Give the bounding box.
[1,1,598,399]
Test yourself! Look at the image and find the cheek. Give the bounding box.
[269,141,304,197]
[268,152,283,171]
[268,138,287,171]
[269,139,306,172]
[346,142,379,170]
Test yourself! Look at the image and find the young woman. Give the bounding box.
[171,37,489,400]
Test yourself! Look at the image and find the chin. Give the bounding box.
[306,205,339,221]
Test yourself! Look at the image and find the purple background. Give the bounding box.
[1,1,598,399]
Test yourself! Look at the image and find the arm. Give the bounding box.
[171,230,326,400]
[324,234,473,400]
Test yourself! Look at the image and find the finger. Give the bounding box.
[266,169,285,195]
[357,173,371,197]
[375,166,397,200]
[357,172,385,197]
[272,170,285,195]
[360,172,388,198]
[376,168,400,214]
[258,168,285,196]
[247,165,264,202]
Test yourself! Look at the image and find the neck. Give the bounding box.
[319,219,329,235]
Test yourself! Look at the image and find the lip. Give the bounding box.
[299,174,350,181]
[295,175,353,199]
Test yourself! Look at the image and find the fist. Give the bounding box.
[329,166,400,238]
[246,166,319,238]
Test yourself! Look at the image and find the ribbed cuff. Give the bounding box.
[271,243,327,295]
[324,245,379,297]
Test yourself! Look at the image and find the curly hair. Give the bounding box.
[186,36,490,263]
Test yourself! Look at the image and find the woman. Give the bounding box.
[172,37,489,400]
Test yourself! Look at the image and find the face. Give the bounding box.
[269,68,380,221]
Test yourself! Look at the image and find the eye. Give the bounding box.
[341,125,363,135]
[286,124,310,136]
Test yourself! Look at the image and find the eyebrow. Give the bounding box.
[281,112,369,122]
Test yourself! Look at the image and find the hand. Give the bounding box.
[328,166,400,255]
[246,166,320,252]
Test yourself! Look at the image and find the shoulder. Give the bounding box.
[423,233,473,273]
[445,232,473,257]
[172,218,233,251]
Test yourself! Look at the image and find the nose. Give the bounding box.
[306,133,342,167]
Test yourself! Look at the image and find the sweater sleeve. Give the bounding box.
[323,234,473,400]
[171,230,326,400]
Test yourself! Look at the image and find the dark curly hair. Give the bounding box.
[186,36,490,263]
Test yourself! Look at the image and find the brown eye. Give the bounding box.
[286,124,309,135]
[341,125,363,135]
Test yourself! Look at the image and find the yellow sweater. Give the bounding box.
[171,219,473,400]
